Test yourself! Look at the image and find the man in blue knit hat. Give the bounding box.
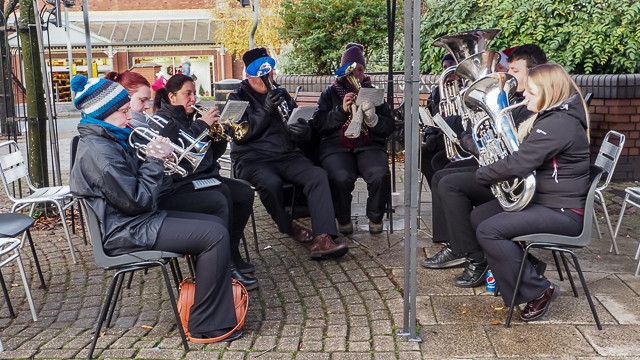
[228,48,348,261]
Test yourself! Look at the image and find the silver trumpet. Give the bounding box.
[127,125,205,177]
[142,112,211,154]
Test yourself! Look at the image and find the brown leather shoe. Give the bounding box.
[289,222,313,243]
[309,234,349,260]
[520,284,560,322]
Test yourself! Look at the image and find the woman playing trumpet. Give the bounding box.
[314,43,395,235]
[149,74,258,289]
[69,75,242,341]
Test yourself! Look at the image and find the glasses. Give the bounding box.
[117,107,131,114]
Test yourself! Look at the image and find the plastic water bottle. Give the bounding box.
[486,270,496,293]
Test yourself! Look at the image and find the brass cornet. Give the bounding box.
[127,125,205,177]
[142,112,211,154]
[191,104,249,141]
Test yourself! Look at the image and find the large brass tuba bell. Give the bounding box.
[463,72,536,212]
[432,29,502,162]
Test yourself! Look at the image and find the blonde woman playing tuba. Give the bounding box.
[471,63,591,322]
[314,43,395,235]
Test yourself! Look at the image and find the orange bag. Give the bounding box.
[177,277,248,343]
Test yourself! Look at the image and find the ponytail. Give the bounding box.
[154,88,169,112]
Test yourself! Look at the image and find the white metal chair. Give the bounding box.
[612,187,640,276]
[592,131,625,254]
[0,237,38,322]
[0,141,78,263]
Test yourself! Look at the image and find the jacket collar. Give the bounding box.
[537,94,587,129]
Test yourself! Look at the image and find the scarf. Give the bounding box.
[332,75,374,148]
[80,114,132,150]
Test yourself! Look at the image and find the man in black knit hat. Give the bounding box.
[228,47,348,261]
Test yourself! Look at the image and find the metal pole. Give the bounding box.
[249,0,259,49]
[64,4,73,100]
[399,0,421,343]
[33,0,62,185]
[82,0,92,78]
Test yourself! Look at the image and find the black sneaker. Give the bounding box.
[453,258,488,288]
[420,244,466,269]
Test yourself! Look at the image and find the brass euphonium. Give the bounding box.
[432,28,502,162]
[191,104,249,141]
[127,125,205,177]
[463,72,536,212]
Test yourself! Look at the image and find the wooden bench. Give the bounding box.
[289,89,432,109]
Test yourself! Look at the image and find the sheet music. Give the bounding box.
[288,106,318,125]
[356,88,385,107]
[219,100,250,124]
[432,113,458,141]
[419,106,436,127]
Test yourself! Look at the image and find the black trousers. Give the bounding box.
[321,149,390,224]
[158,177,254,264]
[236,154,337,238]
[436,169,494,254]
[471,200,583,305]
[431,166,480,243]
[154,211,236,335]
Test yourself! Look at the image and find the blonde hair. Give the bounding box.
[516,63,590,142]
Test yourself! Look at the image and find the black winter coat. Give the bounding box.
[156,100,227,189]
[228,80,300,163]
[475,94,591,209]
[314,85,395,161]
[70,124,167,255]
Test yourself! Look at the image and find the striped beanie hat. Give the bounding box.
[71,75,130,120]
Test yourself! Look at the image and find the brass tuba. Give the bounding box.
[432,28,502,161]
[463,72,536,212]
[191,104,249,141]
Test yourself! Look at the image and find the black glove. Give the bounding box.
[263,89,285,114]
[288,118,310,142]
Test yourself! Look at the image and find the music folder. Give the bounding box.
[419,106,436,128]
[219,100,250,123]
[288,106,318,125]
[432,113,458,141]
[356,87,385,107]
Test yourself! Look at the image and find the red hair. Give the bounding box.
[105,71,151,95]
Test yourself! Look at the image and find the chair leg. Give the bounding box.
[157,261,190,352]
[593,208,602,239]
[601,199,619,254]
[105,273,126,329]
[70,203,77,235]
[187,256,196,278]
[613,194,630,250]
[552,251,564,281]
[169,259,182,292]
[15,250,38,321]
[79,206,88,246]
[88,271,122,359]
[560,253,579,297]
[506,246,531,328]
[241,234,250,263]
[0,270,15,318]
[54,200,77,264]
[26,230,46,289]
[568,251,602,329]
[125,272,134,290]
[250,210,259,255]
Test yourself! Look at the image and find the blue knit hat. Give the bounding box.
[71,75,130,120]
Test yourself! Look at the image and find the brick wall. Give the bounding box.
[588,98,640,180]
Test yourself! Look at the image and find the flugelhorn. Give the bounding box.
[191,104,249,141]
[142,112,211,154]
[127,125,205,177]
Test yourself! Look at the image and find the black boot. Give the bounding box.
[453,258,488,288]
[230,264,259,291]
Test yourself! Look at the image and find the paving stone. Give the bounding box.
[487,325,596,357]
[294,353,330,360]
[135,348,186,359]
[579,325,640,356]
